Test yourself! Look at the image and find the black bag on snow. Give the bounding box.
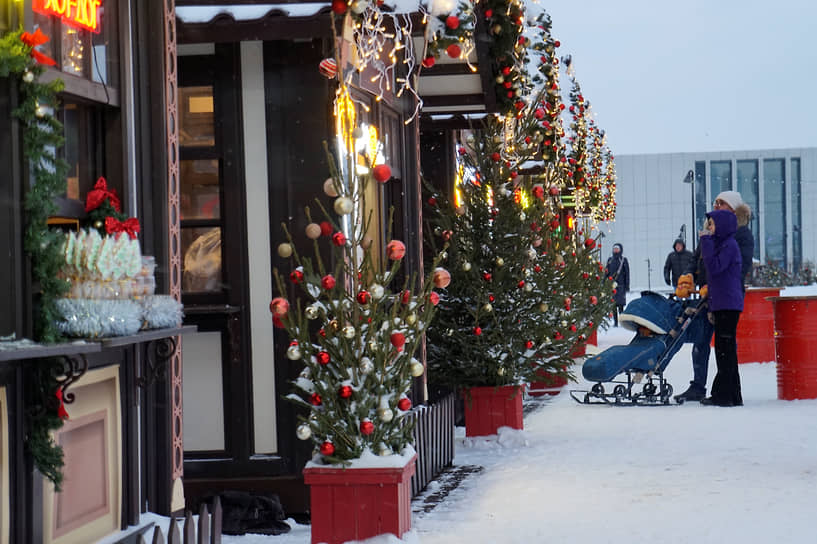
[211,490,291,536]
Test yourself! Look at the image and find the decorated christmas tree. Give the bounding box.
[272,98,447,463]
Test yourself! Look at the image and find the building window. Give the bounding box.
[710,160,732,198]
[791,158,802,270]
[763,159,786,267]
[736,159,759,260]
[694,161,707,233]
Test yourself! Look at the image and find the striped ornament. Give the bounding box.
[318,58,338,79]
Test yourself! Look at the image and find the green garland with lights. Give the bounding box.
[0,28,70,489]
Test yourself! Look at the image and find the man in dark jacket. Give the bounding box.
[605,243,629,326]
[675,191,754,402]
[664,239,695,288]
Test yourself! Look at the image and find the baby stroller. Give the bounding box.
[570,291,708,405]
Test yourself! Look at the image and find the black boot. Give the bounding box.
[674,384,705,403]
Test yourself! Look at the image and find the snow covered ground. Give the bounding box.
[134,317,816,544]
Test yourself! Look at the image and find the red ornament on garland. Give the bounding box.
[318,57,338,79]
[422,56,436,68]
[397,397,412,411]
[321,275,336,290]
[584,238,596,249]
[55,389,69,420]
[445,15,460,29]
[390,332,406,349]
[290,270,304,283]
[339,385,353,399]
[331,0,347,14]
[316,351,331,365]
[310,393,322,406]
[446,43,461,59]
[491,152,501,162]
[373,164,392,183]
[320,441,335,456]
[501,66,511,76]
[360,420,374,435]
[332,232,347,246]
[84,176,122,213]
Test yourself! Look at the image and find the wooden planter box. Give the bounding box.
[464,385,524,437]
[770,296,817,400]
[570,327,598,357]
[736,287,779,363]
[303,454,416,544]
[529,368,568,397]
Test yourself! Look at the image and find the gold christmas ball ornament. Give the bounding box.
[482,303,493,313]
[286,345,302,360]
[305,305,320,320]
[377,407,394,422]
[323,177,339,197]
[370,283,385,300]
[359,357,374,374]
[495,257,504,267]
[409,359,425,377]
[342,325,356,339]
[306,223,322,239]
[329,319,340,332]
[495,75,504,84]
[296,424,312,440]
[93,220,103,229]
[334,196,354,215]
[406,313,417,326]
[493,24,502,34]
[497,366,506,376]
[277,243,293,258]
[493,135,503,144]
[539,303,549,312]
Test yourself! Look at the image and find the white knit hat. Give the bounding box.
[715,190,743,210]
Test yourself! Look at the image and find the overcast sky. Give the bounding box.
[532,0,817,155]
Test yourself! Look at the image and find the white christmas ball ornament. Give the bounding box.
[286,345,302,360]
[334,196,354,215]
[22,71,34,83]
[296,423,312,440]
[305,305,320,320]
[370,284,385,300]
[377,407,394,422]
[409,359,425,377]
[323,177,339,197]
[462,261,472,272]
[359,357,374,374]
[527,248,537,259]
[277,243,293,258]
[524,283,533,292]
[342,325,356,339]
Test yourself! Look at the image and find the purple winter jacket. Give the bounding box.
[700,209,744,312]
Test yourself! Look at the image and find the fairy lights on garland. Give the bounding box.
[0,27,71,489]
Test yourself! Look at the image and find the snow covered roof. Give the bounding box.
[176,0,427,23]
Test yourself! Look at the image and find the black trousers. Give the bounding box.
[710,310,743,405]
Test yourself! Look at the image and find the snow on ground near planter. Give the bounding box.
[138,311,817,544]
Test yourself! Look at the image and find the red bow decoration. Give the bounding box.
[105,216,141,239]
[20,28,57,67]
[55,389,69,420]
[85,177,122,213]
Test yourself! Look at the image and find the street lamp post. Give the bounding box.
[682,169,695,251]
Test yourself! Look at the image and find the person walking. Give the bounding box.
[698,209,744,406]
[605,243,629,326]
[664,238,695,288]
[675,191,754,402]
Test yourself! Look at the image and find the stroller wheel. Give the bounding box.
[661,384,674,397]
[591,383,605,395]
[613,385,627,397]
[643,383,657,397]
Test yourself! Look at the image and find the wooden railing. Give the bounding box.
[139,498,222,544]
[408,392,456,496]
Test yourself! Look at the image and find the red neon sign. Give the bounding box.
[33,0,102,34]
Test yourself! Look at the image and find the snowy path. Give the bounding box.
[161,325,817,544]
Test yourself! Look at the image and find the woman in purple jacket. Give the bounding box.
[699,209,744,406]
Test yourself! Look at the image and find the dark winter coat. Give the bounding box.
[664,239,695,287]
[700,209,744,312]
[688,203,754,287]
[605,244,629,307]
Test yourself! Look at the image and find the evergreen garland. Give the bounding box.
[0,28,70,488]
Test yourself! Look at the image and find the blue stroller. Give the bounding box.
[570,291,708,405]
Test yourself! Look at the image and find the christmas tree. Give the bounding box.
[272,98,447,463]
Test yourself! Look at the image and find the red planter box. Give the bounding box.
[303,454,417,544]
[464,385,524,437]
[736,287,779,363]
[529,367,568,397]
[770,296,817,400]
[570,328,599,357]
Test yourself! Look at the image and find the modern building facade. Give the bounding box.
[601,148,816,291]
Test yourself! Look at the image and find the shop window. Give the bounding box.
[694,161,707,234]
[763,159,786,267]
[791,158,801,269]
[736,159,760,260]
[709,160,732,197]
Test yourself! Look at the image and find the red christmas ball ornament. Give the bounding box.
[488,294,495,302]
[273,315,285,329]
[590,295,598,305]
[397,397,412,411]
[482,272,492,282]
[491,152,501,162]
[290,270,304,283]
[554,331,563,340]
[331,0,347,14]
[534,265,542,273]
[442,229,452,241]
[473,326,482,336]
[534,108,545,120]
[429,292,440,305]
[373,164,392,183]
[484,8,493,17]
[310,393,322,406]
[320,441,335,456]
[386,239,406,260]
[422,56,436,68]
[321,275,336,290]
[316,351,331,365]
[525,340,534,349]
[549,218,560,230]
[357,290,371,304]
[532,185,544,199]
[570,324,577,332]
[427,196,437,206]
[402,290,411,304]
[445,15,460,29]
[360,420,374,435]
[554,40,561,47]
[318,57,338,79]
[446,43,461,59]
[517,280,526,289]
[332,232,347,246]
[339,385,353,399]
[320,221,333,236]
[433,267,451,288]
[582,272,590,279]
[269,297,289,316]
[501,66,511,76]
[584,238,596,249]
[503,81,512,89]
[390,332,406,349]
[458,147,467,155]
[549,185,561,196]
